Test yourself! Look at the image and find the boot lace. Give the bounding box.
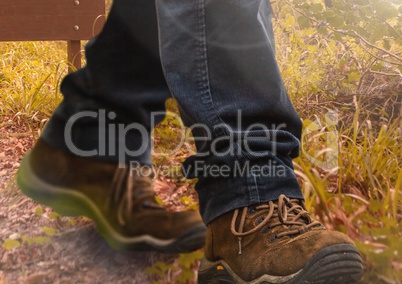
[231,194,321,255]
[107,166,163,225]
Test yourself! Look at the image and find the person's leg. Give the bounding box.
[42,0,169,164]
[155,0,363,282]
[17,0,206,253]
[156,0,303,225]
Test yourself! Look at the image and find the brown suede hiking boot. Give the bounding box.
[198,195,363,284]
[17,139,206,253]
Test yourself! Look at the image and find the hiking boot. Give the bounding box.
[198,194,363,283]
[17,139,206,253]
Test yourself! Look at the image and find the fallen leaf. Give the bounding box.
[1,239,20,250]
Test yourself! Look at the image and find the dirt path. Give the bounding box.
[0,123,193,284]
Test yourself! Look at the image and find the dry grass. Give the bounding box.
[1,1,401,283]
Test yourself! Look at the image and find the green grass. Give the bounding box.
[295,114,401,283]
[0,41,67,127]
[1,3,401,283]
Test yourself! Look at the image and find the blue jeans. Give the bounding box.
[41,0,304,224]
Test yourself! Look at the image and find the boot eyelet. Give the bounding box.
[248,208,257,215]
[254,216,264,226]
[262,226,270,234]
[268,235,278,243]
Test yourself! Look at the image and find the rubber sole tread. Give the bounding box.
[198,244,363,284]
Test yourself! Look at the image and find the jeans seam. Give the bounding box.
[196,0,227,138]
[196,0,263,204]
[251,173,261,204]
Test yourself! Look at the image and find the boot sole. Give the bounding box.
[198,243,363,284]
[17,151,206,253]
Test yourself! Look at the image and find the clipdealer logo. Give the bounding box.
[301,110,339,172]
[63,109,291,167]
[63,109,337,175]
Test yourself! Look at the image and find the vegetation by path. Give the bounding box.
[1,0,401,283]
